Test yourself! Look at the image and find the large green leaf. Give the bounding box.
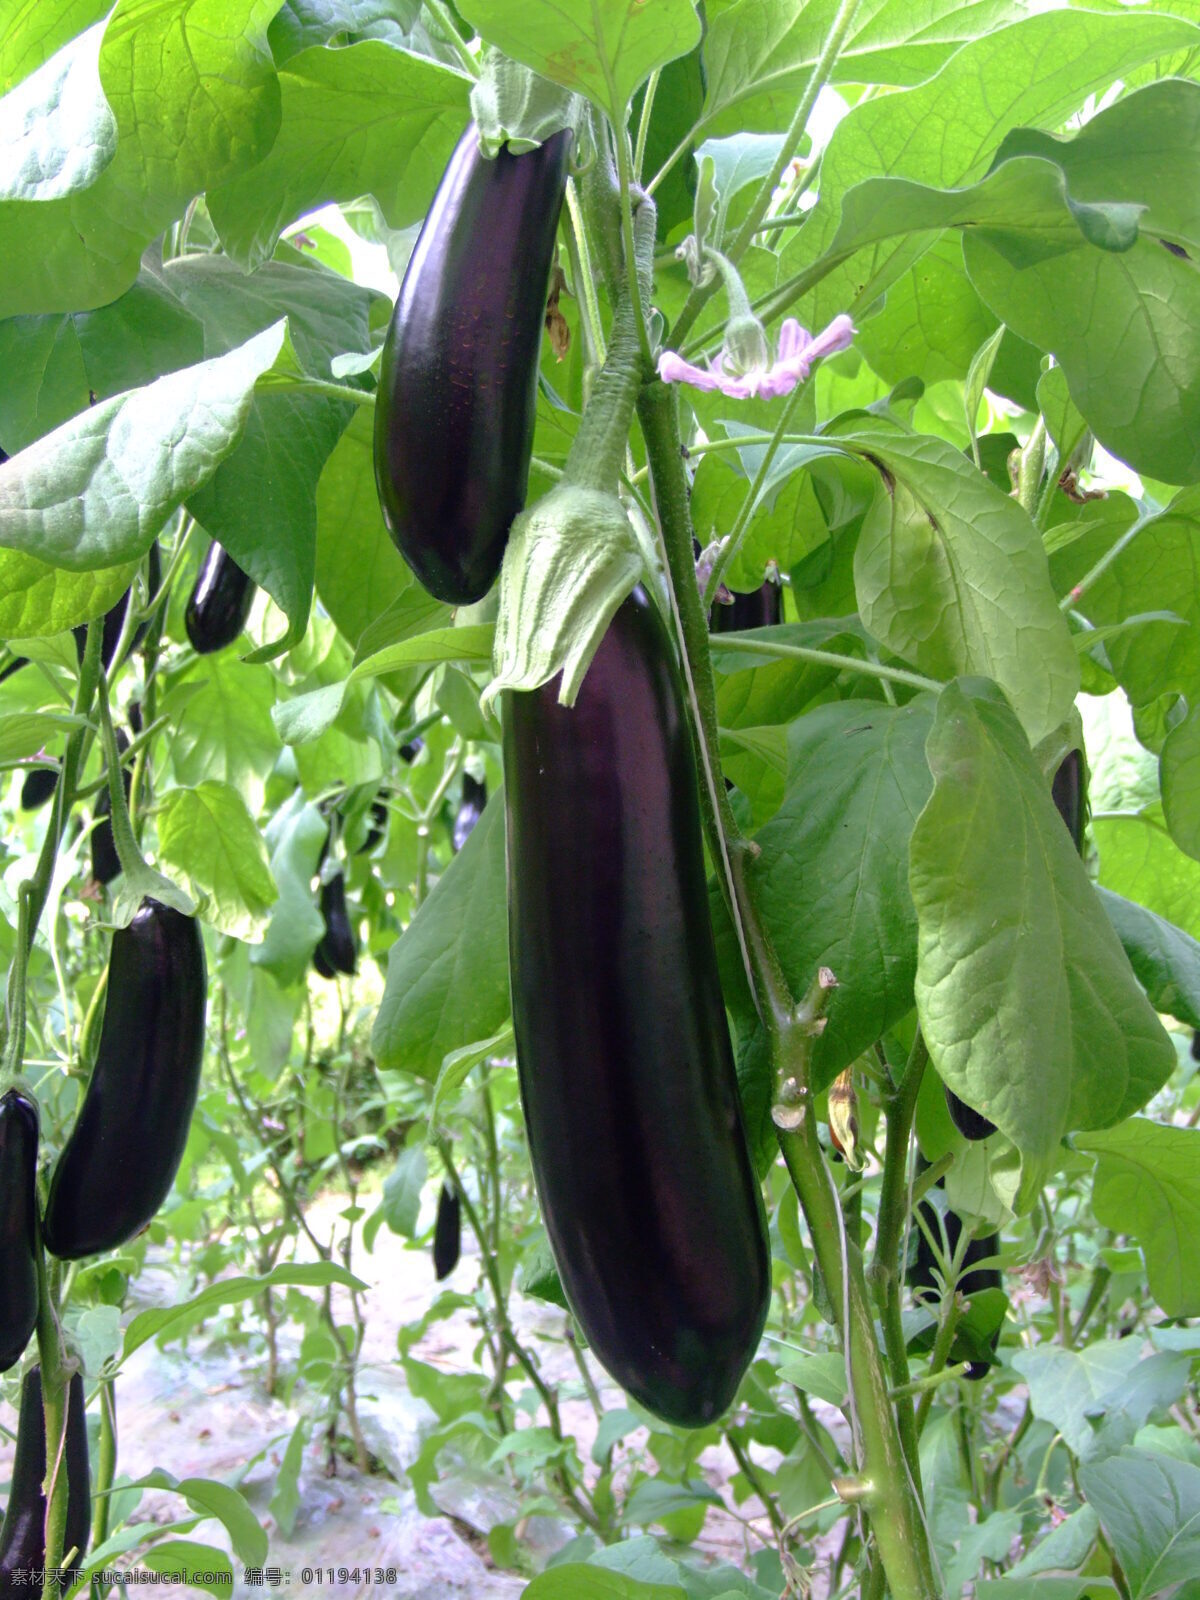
[1077,1120,1200,1318]
[1161,706,1200,861]
[121,1263,365,1359]
[0,0,283,317]
[781,8,1199,333]
[250,790,327,985]
[910,681,1174,1189]
[0,23,116,202]
[1099,887,1200,1032]
[523,1570,685,1600]
[1010,1340,1180,1460]
[456,0,700,121]
[372,792,509,1079]
[1094,808,1200,946]
[1079,1449,1200,1600]
[313,409,415,648]
[0,553,137,640]
[713,698,935,1094]
[0,322,289,570]
[855,234,998,388]
[156,781,278,941]
[208,41,469,271]
[0,0,110,95]
[164,653,281,812]
[964,79,1200,485]
[842,424,1078,747]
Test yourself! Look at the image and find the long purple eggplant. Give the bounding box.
[710,577,782,632]
[503,586,769,1427]
[374,124,570,604]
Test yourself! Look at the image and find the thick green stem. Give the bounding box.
[35,1246,73,1600]
[90,1380,118,1551]
[868,1033,929,1491]
[562,196,656,494]
[669,0,863,349]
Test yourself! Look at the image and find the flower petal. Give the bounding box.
[657,351,722,391]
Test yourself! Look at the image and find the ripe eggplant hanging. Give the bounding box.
[944,1085,996,1142]
[185,542,255,655]
[710,576,782,632]
[374,124,571,604]
[73,543,161,670]
[432,1182,462,1280]
[19,765,58,812]
[451,774,487,855]
[90,729,131,887]
[42,899,207,1260]
[503,586,770,1427]
[0,1367,91,1584]
[908,1180,1002,1379]
[0,1090,38,1374]
[315,873,356,978]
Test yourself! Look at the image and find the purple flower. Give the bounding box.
[658,314,855,401]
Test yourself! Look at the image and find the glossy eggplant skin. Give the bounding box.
[710,578,782,632]
[316,874,356,977]
[374,125,571,604]
[19,766,58,812]
[185,543,255,654]
[354,798,388,856]
[944,1085,997,1143]
[433,1182,461,1280]
[910,1185,1001,1380]
[0,1367,91,1587]
[42,900,207,1260]
[73,544,161,670]
[451,774,487,855]
[1052,748,1085,855]
[90,729,131,887]
[0,1091,38,1374]
[503,586,770,1428]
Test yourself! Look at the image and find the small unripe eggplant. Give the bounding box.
[1051,748,1085,856]
[19,765,58,811]
[43,899,207,1260]
[710,577,782,632]
[90,729,131,887]
[354,797,389,856]
[433,1182,461,1280]
[504,586,770,1427]
[185,542,255,655]
[374,125,571,603]
[451,774,487,855]
[944,1085,997,1143]
[0,1367,91,1583]
[0,1090,39,1373]
[315,873,356,977]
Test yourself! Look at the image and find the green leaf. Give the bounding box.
[976,1582,1116,1600]
[128,1472,267,1566]
[910,681,1175,1185]
[380,1143,426,1238]
[1079,1448,1200,1600]
[1160,707,1200,862]
[0,322,289,570]
[0,0,284,317]
[856,234,999,389]
[139,1540,233,1596]
[522,1570,686,1600]
[0,554,138,641]
[0,23,116,202]
[429,1025,514,1137]
[372,791,509,1079]
[156,781,278,941]
[313,409,415,647]
[121,1264,365,1361]
[165,655,280,813]
[0,711,85,763]
[267,1419,308,1539]
[843,425,1078,747]
[0,0,110,95]
[783,7,1199,334]
[1094,808,1200,946]
[1011,1339,1144,1459]
[1006,1505,1100,1580]
[208,41,469,271]
[1098,887,1200,1032]
[1076,1120,1200,1318]
[713,698,935,1093]
[250,791,327,984]
[457,0,700,121]
[965,79,1200,486]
